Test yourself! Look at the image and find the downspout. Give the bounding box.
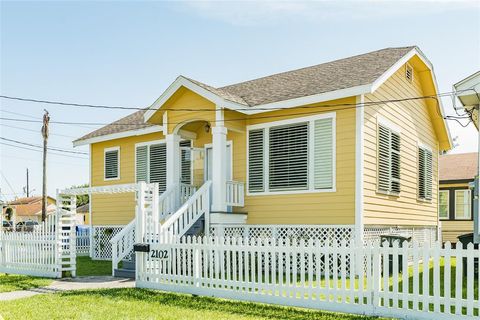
[355,95,365,245]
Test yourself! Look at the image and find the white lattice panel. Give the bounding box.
[363,225,437,246]
[92,226,124,260]
[210,225,355,274]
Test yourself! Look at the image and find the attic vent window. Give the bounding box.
[405,64,413,83]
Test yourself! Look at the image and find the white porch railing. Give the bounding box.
[110,219,136,275]
[159,183,197,222]
[226,180,244,207]
[159,181,211,241]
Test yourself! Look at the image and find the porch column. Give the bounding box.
[166,133,181,189]
[211,126,228,212]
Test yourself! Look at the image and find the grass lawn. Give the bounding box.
[0,288,387,320]
[0,273,52,293]
[0,257,110,293]
[75,256,112,276]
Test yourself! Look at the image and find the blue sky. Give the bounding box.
[1,1,479,201]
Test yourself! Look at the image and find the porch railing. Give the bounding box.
[110,219,135,275]
[226,180,245,207]
[159,183,196,221]
[159,181,211,241]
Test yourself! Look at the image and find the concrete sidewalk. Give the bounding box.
[0,276,134,301]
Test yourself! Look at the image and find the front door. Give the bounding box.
[205,143,232,211]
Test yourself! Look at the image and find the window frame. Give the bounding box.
[417,142,433,202]
[134,139,165,184]
[104,146,120,181]
[454,189,472,220]
[376,117,401,196]
[246,112,336,196]
[438,189,449,220]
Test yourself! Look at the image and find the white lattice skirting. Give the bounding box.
[210,225,355,245]
[363,225,438,246]
[92,226,125,260]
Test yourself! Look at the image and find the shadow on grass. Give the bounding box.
[59,288,380,320]
[0,274,51,292]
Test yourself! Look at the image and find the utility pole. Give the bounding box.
[26,168,29,197]
[41,110,50,222]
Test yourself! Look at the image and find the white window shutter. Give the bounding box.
[313,118,333,189]
[248,129,265,192]
[418,146,432,200]
[269,123,308,191]
[105,150,119,179]
[149,144,167,192]
[378,125,391,192]
[136,145,148,183]
[390,132,401,194]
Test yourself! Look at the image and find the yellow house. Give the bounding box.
[439,153,476,244]
[73,46,452,260]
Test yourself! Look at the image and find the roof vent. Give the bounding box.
[405,64,413,83]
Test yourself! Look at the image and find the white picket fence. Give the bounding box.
[136,237,479,320]
[0,214,60,278]
[76,229,90,256]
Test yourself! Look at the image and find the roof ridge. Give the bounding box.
[219,46,417,90]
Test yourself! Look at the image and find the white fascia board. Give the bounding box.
[143,76,249,122]
[73,125,163,147]
[242,84,372,115]
[371,47,452,148]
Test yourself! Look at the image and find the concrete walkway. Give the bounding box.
[0,276,134,301]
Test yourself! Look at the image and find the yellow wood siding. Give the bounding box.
[441,220,473,243]
[238,98,356,225]
[363,64,439,226]
[90,132,164,225]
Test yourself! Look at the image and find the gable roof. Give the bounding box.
[74,46,451,149]
[7,196,55,206]
[440,152,478,182]
[4,197,56,217]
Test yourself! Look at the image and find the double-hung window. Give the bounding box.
[455,190,471,219]
[247,113,335,194]
[438,190,449,219]
[136,142,167,192]
[377,123,401,194]
[418,145,433,201]
[104,147,120,180]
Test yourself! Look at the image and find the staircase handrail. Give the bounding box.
[110,219,136,276]
[160,180,211,240]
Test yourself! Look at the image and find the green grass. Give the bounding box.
[0,257,110,293]
[75,256,112,276]
[0,273,52,293]
[0,288,387,320]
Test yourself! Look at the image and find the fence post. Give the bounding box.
[135,182,146,281]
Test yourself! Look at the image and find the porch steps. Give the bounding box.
[184,216,205,236]
[114,257,136,279]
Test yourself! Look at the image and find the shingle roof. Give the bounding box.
[74,46,416,144]
[440,152,478,182]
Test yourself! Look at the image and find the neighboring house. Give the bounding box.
[73,46,452,259]
[76,203,90,225]
[439,153,476,244]
[2,196,56,224]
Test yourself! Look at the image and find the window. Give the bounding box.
[439,190,449,219]
[377,124,400,194]
[180,140,192,185]
[104,147,120,180]
[247,114,335,194]
[455,190,471,219]
[418,146,433,201]
[405,64,413,83]
[136,142,166,192]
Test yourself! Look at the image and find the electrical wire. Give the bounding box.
[1,124,77,138]
[0,137,88,155]
[0,142,88,159]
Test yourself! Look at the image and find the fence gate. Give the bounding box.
[0,193,77,278]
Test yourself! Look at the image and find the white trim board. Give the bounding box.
[73,126,163,147]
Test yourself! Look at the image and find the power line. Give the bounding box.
[0,171,18,199]
[1,124,77,138]
[0,90,470,112]
[0,142,88,159]
[0,137,88,155]
[1,153,88,166]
